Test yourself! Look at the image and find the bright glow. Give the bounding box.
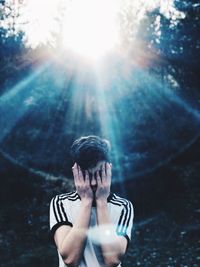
[62,0,120,59]
[1,0,185,59]
[19,0,61,48]
[87,224,119,244]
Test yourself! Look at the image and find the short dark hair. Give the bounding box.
[70,135,111,170]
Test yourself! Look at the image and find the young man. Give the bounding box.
[49,136,134,267]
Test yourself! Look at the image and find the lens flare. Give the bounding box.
[87,224,121,244]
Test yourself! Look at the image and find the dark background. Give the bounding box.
[0,1,200,266]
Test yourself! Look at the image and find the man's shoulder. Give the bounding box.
[51,191,80,202]
[108,192,133,207]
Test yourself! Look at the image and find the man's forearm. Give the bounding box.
[96,200,126,267]
[58,199,92,266]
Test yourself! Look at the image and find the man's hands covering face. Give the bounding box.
[72,163,93,201]
[72,162,112,201]
[95,162,112,201]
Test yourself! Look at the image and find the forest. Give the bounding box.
[0,0,199,266]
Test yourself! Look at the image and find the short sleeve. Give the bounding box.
[116,200,134,245]
[49,195,73,238]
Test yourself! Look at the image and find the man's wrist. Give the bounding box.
[96,198,108,207]
[81,198,93,206]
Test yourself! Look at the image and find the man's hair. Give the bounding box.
[70,135,111,170]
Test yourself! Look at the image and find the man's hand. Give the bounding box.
[72,163,93,202]
[95,162,112,202]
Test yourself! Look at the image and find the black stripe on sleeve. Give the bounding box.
[122,200,131,234]
[116,207,125,234]
[111,195,133,245]
[52,196,59,223]
[117,202,129,235]
[59,191,77,199]
[68,196,80,201]
[60,199,68,221]
[122,201,128,225]
[56,195,64,222]
[108,200,121,206]
[112,194,128,206]
[61,193,80,201]
[113,195,130,236]
[125,201,133,233]
[53,195,72,223]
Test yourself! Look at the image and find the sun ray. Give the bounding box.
[0,63,50,142]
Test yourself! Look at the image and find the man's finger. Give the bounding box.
[85,170,89,185]
[101,162,106,181]
[72,162,79,184]
[78,165,84,181]
[107,162,112,184]
[72,162,76,169]
[72,162,78,177]
[96,171,102,185]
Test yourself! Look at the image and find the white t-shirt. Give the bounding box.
[49,191,134,267]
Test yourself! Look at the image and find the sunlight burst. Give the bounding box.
[62,0,120,59]
[1,0,185,60]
